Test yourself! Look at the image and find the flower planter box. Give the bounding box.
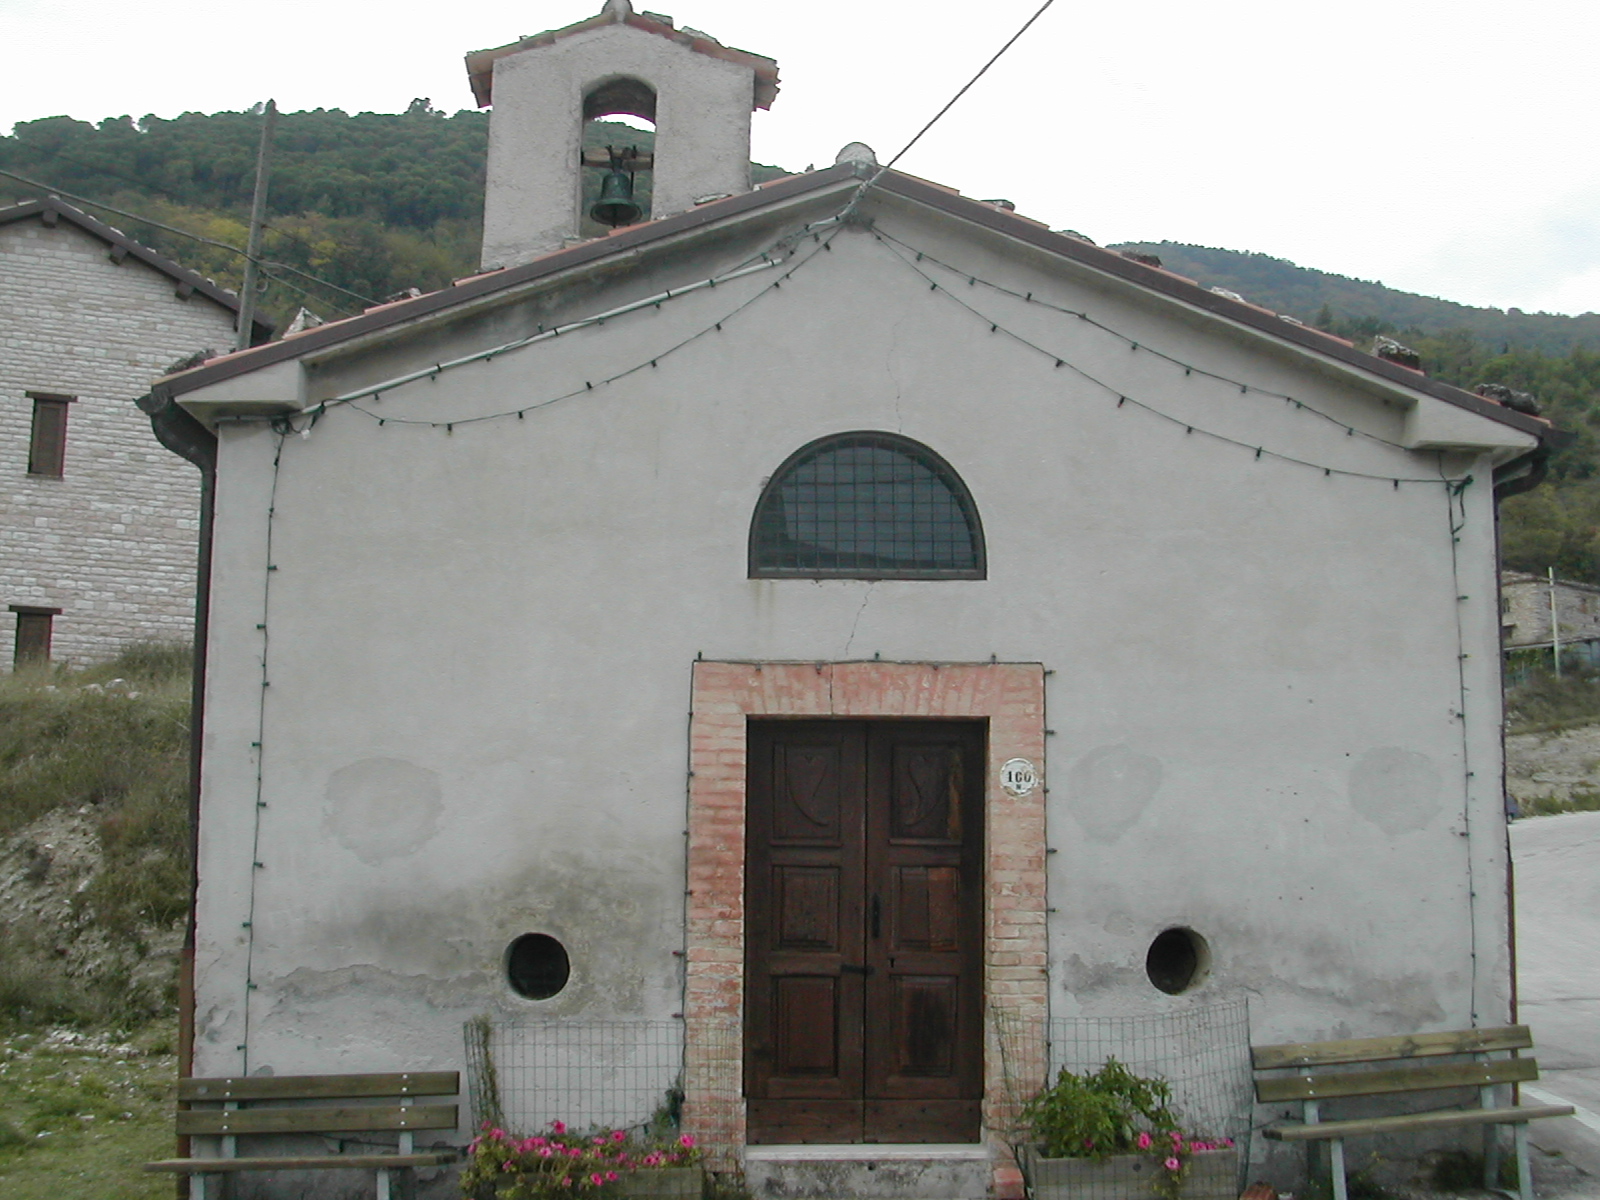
[615,1166,704,1200]
[1020,1145,1238,1200]
[467,1166,702,1200]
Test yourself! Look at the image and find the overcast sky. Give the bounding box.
[4,0,1598,316]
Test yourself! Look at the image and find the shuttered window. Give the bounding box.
[11,606,60,667]
[26,392,74,477]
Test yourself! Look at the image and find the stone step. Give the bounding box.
[743,1144,993,1200]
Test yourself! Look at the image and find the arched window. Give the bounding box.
[749,433,985,579]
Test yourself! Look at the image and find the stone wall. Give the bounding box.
[0,216,237,667]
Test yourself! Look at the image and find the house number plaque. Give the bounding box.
[999,758,1038,797]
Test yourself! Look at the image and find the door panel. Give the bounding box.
[746,719,983,1144]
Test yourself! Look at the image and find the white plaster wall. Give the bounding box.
[0,218,236,666]
[186,206,1518,1114]
[482,22,754,268]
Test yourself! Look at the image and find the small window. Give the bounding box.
[26,392,74,477]
[11,606,60,668]
[506,933,571,1000]
[749,432,985,579]
[1146,927,1210,994]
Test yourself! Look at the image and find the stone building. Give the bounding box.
[0,195,266,667]
[143,2,1555,1195]
[1501,570,1600,672]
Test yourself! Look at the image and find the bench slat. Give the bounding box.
[1252,1026,1531,1070]
[177,1104,458,1136]
[1265,1103,1575,1142]
[146,1151,458,1173]
[1255,1056,1538,1102]
[180,1072,459,1102]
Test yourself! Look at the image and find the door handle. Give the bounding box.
[840,963,875,976]
[871,894,882,939]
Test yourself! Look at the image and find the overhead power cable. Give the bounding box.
[7,142,355,268]
[842,0,1057,217]
[0,165,379,308]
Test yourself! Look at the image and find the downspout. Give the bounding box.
[136,386,216,1176]
[1490,440,1554,1026]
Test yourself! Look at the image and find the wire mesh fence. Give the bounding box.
[466,1018,685,1136]
[995,998,1255,1199]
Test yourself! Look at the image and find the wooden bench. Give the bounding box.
[1253,1026,1573,1200]
[144,1071,461,1199]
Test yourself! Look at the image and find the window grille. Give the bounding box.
[749,432,985,579]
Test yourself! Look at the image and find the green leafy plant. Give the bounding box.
[1022,1058,1177,1160]
[1021,1058,1234,1200]
[460,1121,701,1200]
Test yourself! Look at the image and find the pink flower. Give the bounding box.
[552,1121,567,1134]
[1136,1132,1152,1150]
[1222,1138,1234,1148]
[595,1136,609,1146]
[561,1178,573,1188]
[468,1138,481,1153]
[644,1153,662,1166]
[1189,1142,1207,1153]
[591,1173,604,1186]
[1165,1157,1181,1171]
[613,1130,627,1142]
[531,1137,547,1146]
[1170,1131,1183,1144]
[540,1147,555,1158]
[607,1172,619,1182]
[679,1134,696,1148]
[491,1128,506,1141]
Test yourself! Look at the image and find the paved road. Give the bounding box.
[1512,809,1600,1181]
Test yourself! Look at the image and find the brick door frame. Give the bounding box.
[683,660,1049,1161]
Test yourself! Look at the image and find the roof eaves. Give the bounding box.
[153,164,860,399]
[465,10,779,109]
[0,196,273,338]
[869,171,1550,442]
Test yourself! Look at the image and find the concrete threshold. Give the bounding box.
[743,1143,993,1200]
[745,1145,990,1162]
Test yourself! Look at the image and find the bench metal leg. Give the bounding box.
[377,1166,392,1200]
[1329,1137,1349,1200]
[1484,1085,1503,1190]
[1515,1122,1533,1200]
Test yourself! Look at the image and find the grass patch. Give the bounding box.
[1518,790,1600,817]
[0,1025,177,1200]
[0,641,191,937]
[0,641,192,1028]
[1506,666,1600,732]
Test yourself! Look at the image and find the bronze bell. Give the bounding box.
[590,150,642,227]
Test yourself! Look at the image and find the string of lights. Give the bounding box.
[1441,467,1482,1024]
[871,227,1413,452]
[299,221,847,429]
[870,230,1468,488]
[236,428,287,1073]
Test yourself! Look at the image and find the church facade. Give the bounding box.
[146,3,1550,1193]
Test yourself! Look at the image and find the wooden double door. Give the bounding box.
[745,719,985,1144]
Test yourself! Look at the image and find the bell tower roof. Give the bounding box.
[465,1,780,110]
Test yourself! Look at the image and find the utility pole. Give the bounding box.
[1550,565,1562,679]
[236,99,278,351]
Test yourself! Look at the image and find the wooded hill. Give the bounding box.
[4,106,1600,581]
